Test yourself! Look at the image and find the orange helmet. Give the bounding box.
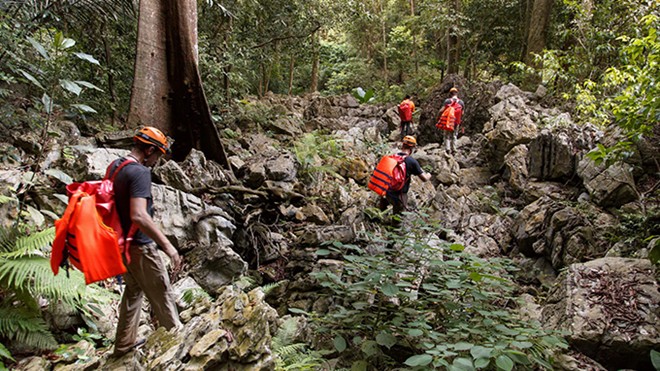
[450,87,459,93]
[402,135,417,147]
[134,126,171,154]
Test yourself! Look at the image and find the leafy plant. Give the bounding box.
[273,317,324,371]
[352,87,375,104]
[72,327,102,345]
[293,131,343,185]
[309,212,567,370]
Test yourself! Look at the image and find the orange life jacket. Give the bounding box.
[398,100,414,122]
[368,154,407,196]
[436,105,456,131]
[51,159,137,285]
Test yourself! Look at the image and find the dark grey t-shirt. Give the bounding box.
[110,158,154,245]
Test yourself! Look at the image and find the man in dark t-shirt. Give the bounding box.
[378,136,431,215]
[111,127,183,357]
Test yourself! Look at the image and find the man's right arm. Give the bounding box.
[129,197,182,269]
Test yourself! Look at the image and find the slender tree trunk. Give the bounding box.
[128,0,231,170]
[524,0,554,66]
[310,31,319,92]
[101,24,118,126]
[288,56,295,95]
[410,0,418,74]
[128,0,172,128]
[446,0,461,75]
[380,0,388,81]
[223,17,233,103]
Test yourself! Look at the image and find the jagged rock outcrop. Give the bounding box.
[542,258,660,370]
[577,157,638,207]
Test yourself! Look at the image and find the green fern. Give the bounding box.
[0,343,13,362]
[181,288,212,306]
[273,317,323,371]
[261,280,285,295]
[0,307,57,350]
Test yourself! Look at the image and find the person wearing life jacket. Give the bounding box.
[398,95,416,139]
[111,126,183,357]
[378,135,431,215]
[439,87,465,155]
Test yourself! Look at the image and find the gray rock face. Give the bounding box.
[104,286,278,370]
[64,146,129,180]
[542,258,660,370]
[265,153,297,182]
[513,197,614,269]
[154,149,229,193]
[527,129,575,180]
[503,144,528,192]
[577,158,638,207]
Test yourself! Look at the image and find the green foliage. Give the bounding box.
[651,349,660,370]
[0,224,87,352]
[607,207,660,261]
[310,213,567,369]
[181,288,212,306]
[352,87,375,104]
[273,317,324,371]
[72,327,102,345]
[293,131,343,185]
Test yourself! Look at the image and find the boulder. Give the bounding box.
[63,146,129,180]
[542,258,660,371]
[503,144,528,192]
[527,129,575,181]
[297,226,355,247]
[188,236,247,294]
[265,154,297,182]
[154,149,229,193]
[577,158,638,208]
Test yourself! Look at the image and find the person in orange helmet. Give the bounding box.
[439,87,465,155]
[378,135,431,216]
[111,126,182,357]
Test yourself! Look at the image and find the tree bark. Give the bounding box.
[101,24,118,126]
[128,0,231,170]
[524,0,554,66]
[446,0,461,75]
[310,30,319,92]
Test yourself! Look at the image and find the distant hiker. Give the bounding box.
[371,136,431,216]
[436,87,465,155]
[112,126,182,357]
[398,95,416,139]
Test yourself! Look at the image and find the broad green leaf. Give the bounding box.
[511,341,533,349]
[376,332,397,349]
[26,205,45,226]
[469,272,483,282]
[60,80,82,96]
[651,349,660,370]
[44,169,73,185]
[408,328,424,337]
[61,38,76,49]
[75,80,103,91]
[453,342,474,351]
[381,283,399,297]
[360,340,379,357]
[351,360,367,371]
[405,354,433,367]
[333,335,347,352]
[42,93,53,114]
[315,249,331,256]
[449,243,465,251]
[649,240,660,264]
[19,69,44,90]
[71,104,97,113]
[453,357,475,370]
[73,53,100,65]
[474,358,490,368]
[470,346,492,359]
[27,37,49,59]
[495,355,514,371]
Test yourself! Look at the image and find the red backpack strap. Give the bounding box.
[104,157,137,181]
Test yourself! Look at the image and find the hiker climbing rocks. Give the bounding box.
[398,95,416,139]
[111,126,182,357]
[369,135,431,216]
[436,87,465,155]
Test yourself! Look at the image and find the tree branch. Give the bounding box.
[252,23,321,49]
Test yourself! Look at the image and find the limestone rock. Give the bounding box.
[542,258,660,370]
[503,144,528,192]
[63,146,129,180]
[577,158,638,207]
[154,149,229,193]
[265,154,297,182]
[527,129,575,180]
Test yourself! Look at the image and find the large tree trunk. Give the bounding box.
[128,0,231,170]
[310,31,319,92]
[524,0,554,66]
[446,0,461,75]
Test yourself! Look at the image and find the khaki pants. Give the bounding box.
[114,242,181,354]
